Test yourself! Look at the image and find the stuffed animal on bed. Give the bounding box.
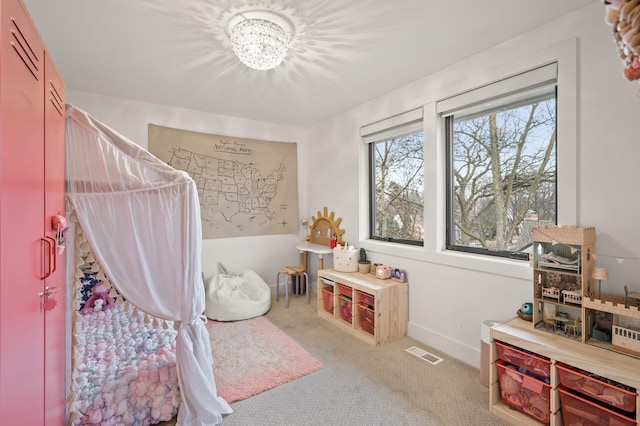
[81,282,115,314]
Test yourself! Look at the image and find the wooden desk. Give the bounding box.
[296,242,333,270]
[295,242,333,294]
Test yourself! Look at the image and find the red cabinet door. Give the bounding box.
[0,0,46,424]
[43,51,66,426]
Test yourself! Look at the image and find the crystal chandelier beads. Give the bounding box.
[227,11,293,71]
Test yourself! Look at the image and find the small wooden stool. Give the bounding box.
[276,266,309,308]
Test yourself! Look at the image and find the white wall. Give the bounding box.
[69,2,640,369]
[306,2,640,367]
[67,92,309,282]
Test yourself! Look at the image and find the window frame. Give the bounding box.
[441,71,558,260]
[361,108,424,246]
[358,39,576,279]
[366,129,425,246]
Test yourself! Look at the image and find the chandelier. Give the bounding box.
[228,11,294,71]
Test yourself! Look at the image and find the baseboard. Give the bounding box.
[408,321,480,369]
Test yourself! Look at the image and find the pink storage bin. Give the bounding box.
[496,359,551,424]
[557,363,636,413]
[357,290,375,307]
[357,303,374,335]
[339,295,352,323]
[495,340,551,378]
[559,386,636,426]
[338,284,352,298]
[321,287,334,314]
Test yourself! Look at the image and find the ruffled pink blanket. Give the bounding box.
[69,304,180,425]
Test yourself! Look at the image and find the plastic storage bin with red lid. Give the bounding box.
[357,303,374,335]
[339,295,352,323]
[559,386,636,426]
[496,359,551,424]
[556,363,637,413]
[321,287,334,314]
[338,284,352,298]
[495,340,551,379]
[356,290,375,307]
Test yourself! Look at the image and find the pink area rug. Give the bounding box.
[206,316,322,403]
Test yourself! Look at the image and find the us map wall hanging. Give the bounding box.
[149,124,299,239]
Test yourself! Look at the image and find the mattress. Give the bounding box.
[69,303,180,425]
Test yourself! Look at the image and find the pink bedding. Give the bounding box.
[69,304,180,425]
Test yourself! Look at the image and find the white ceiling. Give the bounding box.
[23,0,595,127]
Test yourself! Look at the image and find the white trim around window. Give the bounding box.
[359,38,577,280]
[360,108,423,142]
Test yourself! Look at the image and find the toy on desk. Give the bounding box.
[517,302,533,322]
[330,233,337,249]
[375,265,392,280]
[391,268,407,283]
[333,243,358,272]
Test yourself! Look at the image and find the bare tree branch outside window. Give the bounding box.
[449,94,556,254]
[372,131,424,243]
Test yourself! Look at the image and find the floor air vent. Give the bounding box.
[405,346,444,365]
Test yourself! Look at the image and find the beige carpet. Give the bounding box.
[160,292,508,426]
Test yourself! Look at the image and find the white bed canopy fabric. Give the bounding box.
[65,105,232,425]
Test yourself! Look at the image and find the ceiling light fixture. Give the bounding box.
[227,11,294,71]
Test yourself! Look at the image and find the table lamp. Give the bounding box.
[592,267,609,298]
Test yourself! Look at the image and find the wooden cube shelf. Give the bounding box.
[317,269,408,345]
[490,318,640,425]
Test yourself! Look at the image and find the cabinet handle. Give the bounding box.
[41,236,56,279]
[41,237,52,279]
[47,236,57,275]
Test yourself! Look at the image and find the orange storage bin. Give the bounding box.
[557,363,636,413]
[496,359,551,424]
[338,284,352,298]
[559,386,636,426]
[321,287,334,314]
[495,340,551,379]
[357,290,375,307]
[339,295,352,323]
[357,303,375,335]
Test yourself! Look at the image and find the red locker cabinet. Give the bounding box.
[0,0,66,424]
[43,51,67,426]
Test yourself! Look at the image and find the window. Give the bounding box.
[439,64,558,260]
[361,109,424,246]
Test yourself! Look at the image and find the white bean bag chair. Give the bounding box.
[204,264,271,321]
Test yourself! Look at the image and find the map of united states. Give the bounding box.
[168,148,286,223]
[148,124,298,239]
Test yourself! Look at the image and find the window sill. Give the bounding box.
[361,239,531,280]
